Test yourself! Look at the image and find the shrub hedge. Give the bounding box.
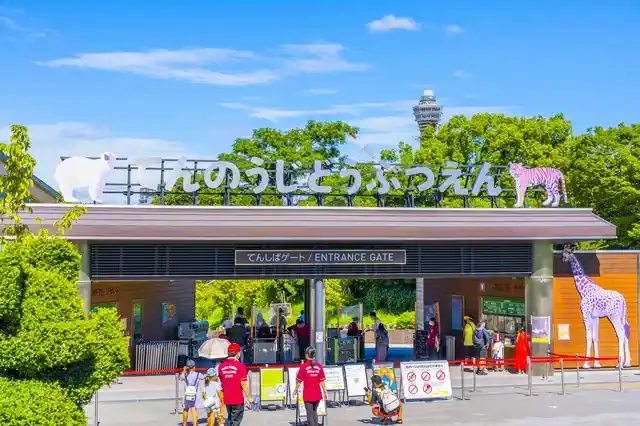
[0,236,130,423]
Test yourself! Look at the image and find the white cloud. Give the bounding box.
[444,24,464,37]
[280,43,370,73]
[219,100,416,122]
[306,89,338,95]
[367,15,420,32]
[0,122,196,201]
[453,70,471,78]
[36,43,370,86]
[0,16,18,29]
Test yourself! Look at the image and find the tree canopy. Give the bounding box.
[0,125,130,426]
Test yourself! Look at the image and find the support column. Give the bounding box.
[308,279,316,359]
[525,242,554,377]
[314,279,326,364]
[75,241,92,318]
[415,278,425,331]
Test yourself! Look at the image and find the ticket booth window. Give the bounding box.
[481,297,525,346]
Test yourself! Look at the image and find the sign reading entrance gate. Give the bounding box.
[235,249,406,266]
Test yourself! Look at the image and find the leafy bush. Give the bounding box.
[0,236,130,417]
[0,378,86,426]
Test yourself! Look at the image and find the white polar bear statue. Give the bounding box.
[54,152,118,203]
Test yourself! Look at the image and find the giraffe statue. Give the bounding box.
[562,245,631,368]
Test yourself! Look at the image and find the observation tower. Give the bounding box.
[413,89,443,134]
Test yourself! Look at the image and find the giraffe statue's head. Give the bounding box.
[562,244,577,262]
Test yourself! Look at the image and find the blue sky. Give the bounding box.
[0,0,639,188]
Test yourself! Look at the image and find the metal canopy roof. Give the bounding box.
[17,204,617,242]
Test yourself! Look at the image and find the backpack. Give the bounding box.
[378,388,400,413]
[472,328,486,346]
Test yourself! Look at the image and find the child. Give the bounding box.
[202,367,225,426]
[365,375,403,425]
[492,332,505,372]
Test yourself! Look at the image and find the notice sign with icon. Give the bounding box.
[399,361,452,400]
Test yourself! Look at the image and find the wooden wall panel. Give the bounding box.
[92,280,196,342]
[553,253,639,367]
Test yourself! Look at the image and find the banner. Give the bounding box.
[399,361,452,400]
[372,362,398,393]
[260,368,286,401]
[343,364,367,397]
[324,366,346,391]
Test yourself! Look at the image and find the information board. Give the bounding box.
[399,361,452,400]
[481,297,525,317]
[414,330,428,360]
[287,367,300,396]
[324,366,346,391]
[260,367,286,402]
[297,398,327,418]
[343,364,367,397]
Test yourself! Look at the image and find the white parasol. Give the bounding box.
[198,338,230,360]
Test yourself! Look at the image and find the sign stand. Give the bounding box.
[399,361,453,402]
[295,399,327,426]
[343,364,368,405]
[259,367,287,410]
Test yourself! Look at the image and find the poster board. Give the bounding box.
[400,361,452,400]
[558,324,570,341]
[260,367,286,402]
[296,397,327,425]
[288,366,300,396]
[343,364,367,397]
[372,362,398,393]
[324,366,346,391]
[531,316,551,344]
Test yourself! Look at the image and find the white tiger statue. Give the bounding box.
[508,163,568,208]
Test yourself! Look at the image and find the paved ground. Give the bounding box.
[87,387,640,425]
[94,366,640,402]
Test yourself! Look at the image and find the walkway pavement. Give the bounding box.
[86,386,640,425]
[95,366,640,403]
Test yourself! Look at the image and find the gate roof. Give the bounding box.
[18,204,616,242]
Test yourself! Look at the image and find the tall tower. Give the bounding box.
[413,89,443,134]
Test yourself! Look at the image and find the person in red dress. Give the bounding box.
[514,328,530,374]
[218,343,253,426]
[426,317,440,360]
[293,347,328,426]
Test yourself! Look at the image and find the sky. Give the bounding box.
[0,1,639,192]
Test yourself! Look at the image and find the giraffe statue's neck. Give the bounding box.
[568,254,592,296]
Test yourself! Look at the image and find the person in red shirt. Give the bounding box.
[218,343,253,426]
[293,347,328,426]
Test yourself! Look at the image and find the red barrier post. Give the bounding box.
[576,354,581,388]
[174,373,180,414]
[471,358,477,392]
[526,356,532,396]
[560,358,565,395]
[460,362,466,401]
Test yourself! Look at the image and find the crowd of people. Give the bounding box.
[463,315,531,374]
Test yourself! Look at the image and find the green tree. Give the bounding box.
[156,120,358,206]
[0,125,130,425]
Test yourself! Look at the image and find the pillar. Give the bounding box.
[75,241,92,318]
[525,242,554,377]
[415,278,425,331]
[314,279,326,364]
[307,279,316,358]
